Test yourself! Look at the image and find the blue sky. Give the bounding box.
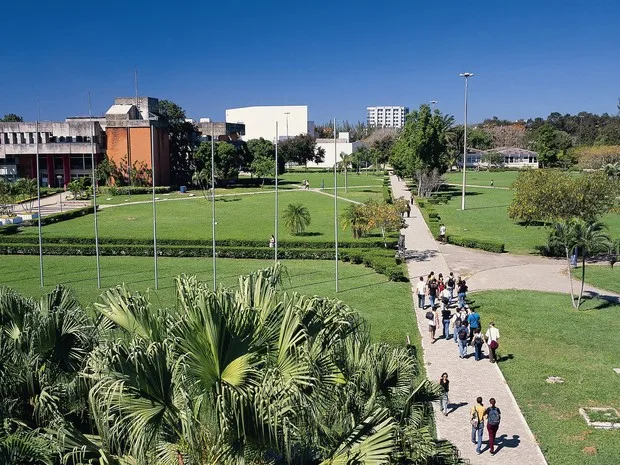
[2,0,619,125]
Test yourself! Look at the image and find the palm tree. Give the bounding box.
[341,203,370,239]
[283,203,311,235]
[549,220,579,308]
[572,220,611,308]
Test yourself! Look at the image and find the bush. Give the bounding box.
[99,186,171,196]
[427,198,441,205]
[25,206,96,227]
[383,186,393,204]
[428,212,440,219]
[0,224,20,235]
[444,235,505,253]
[416,200,425,208]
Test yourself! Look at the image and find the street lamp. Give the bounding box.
[430,100,438,111]
[459,72,473,210]
[284,112,290,139]
[56,175,63,212]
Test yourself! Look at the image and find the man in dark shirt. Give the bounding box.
[441,307,452,340]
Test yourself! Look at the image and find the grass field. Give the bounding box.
[425,171,620,254]
[0,255,417,347]
[472,290,620,465]
[571,265,620,294]
[20,190,368,242]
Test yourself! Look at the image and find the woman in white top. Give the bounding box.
[485,322,500,363]
[428,307,440,343]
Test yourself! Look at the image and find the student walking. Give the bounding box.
[470,397,486,455]
[467,308,481,344]
[457,321,469,358]
[485,321,501,363]
[485,398,502,455]
[472,328,484,361]
[427,306,439,343]
[446,272,456,302]
[427,278,438,309]
[415,277,426,309]
[457,280,468,308]
[441,306,452,340]
[439,373,450,416]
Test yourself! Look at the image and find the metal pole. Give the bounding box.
[460,73,473,210]
[284,112,289,139]
[430,100,437,111]
[274,121,279,263]
[35,108,44,287]
[150,125,159,289]
[89,93,101,288]
[211,122,216,289]
[333,118,339,293]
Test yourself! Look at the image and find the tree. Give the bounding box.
[283,203,311,234]
[481,151,503,169]
[572,221,611,307]
[250,156,275,187]
[350,146,372,173]
[508,170,619,224]
[468,128,493,150]
[0,179,16,216]
[94,157,119,186]
[390,104,451,196]
[366,201,405,247]
[548,220,580,308]
[528,124,572,167]
[341,203,371,239]
[279,134,325,167]
[193,141,244,186]
[365,128,399,170]
[67,177,88,200]
[159,100,199,186]
[14,178,37,213]
[0,114,23,122]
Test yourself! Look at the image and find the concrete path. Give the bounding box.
[9,192,90,218]
[391,175,548,465]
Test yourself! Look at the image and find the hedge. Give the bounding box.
[0,243,408,281]
[99,186,171,196]
[382,186,393,204]
[443,235,505,253]
[0,235,398,250]
[24,206,96,227]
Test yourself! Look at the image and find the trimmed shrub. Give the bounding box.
[383,186,393,204]
[0,224,20,235]
[428,212,440,219]
[99,186,171,196]
[444,235,505,253]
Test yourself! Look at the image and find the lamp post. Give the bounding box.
[284,112,290,139]
[430,100,437,111]
[333,118,339,293]
[459,73,473,211]
[274,121,279,263]
[57,175,63,212]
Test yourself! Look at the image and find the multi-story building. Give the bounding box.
[0,118,106,186]
[312,132,366,168]
[366,106,409,129]
[0,96,172,186]
[195,118,245,142]
[104,97,170,186]
[225,105,314,141]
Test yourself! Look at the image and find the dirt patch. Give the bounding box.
[568,430,592,442]
[582,446,597,455]
[127,217,137,221]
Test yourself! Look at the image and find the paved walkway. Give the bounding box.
[391,175,548,465]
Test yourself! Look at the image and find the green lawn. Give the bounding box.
[571,265,620,294]
[21,190,367,242]
[443,170,521,188]
[0,256,416,347]
[472,290,620,465]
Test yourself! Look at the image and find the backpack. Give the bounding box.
[425,311,434,320]
[458,327,467,340]
[487,407,501,425]
[474,336,484,347]
[447,277,455,287]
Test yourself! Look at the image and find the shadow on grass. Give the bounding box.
[497,353,514,362]
[284,270,380,292]
[460,203,511,211]
[293,232,324,237]
[579,292,620,309]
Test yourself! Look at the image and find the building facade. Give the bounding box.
[195,119,245,142]
[312,132,366,168]
[0,119,106,186]
[225,105,314,141]
[367,106,409,128]
[104,97,170,186]
[463,147,539,169]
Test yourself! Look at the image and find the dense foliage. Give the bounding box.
[0,265,462,464]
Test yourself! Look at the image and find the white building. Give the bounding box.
[311,132,365,168]
[463,147,539,169]
[225,105,314,141]
[367,106,409,128]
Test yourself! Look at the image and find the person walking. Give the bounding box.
[457,321,469,358]
[439,224,446,242]
[415,276,426,309]
[269,235,275,248]
[440,285,451,311]
[485,398,502,455]
[427,278,438,309]
[452,311,463,343]
[441,305,452,340]
[439,373,450,416]
[427,306,439,343]
[485,321,501,363]
[457,279,468,308]
[471,328,485,361]
[470,397,486,455]
[467,308,481,344]
[406,203,411,218]
[446,272,456,302]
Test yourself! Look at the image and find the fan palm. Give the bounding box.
[572,220,611,307]
[283,203,311,235]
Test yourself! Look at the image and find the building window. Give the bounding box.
[39,157,47,170]
[54,156,64,170]
[70,156,85,170]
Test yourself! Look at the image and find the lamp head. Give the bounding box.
[459,73,474,78]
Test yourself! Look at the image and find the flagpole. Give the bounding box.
[89,93,101,288]
[211,122,217,289]
[334,118,339,292]
[274,121,279,263]
[151,124,159,289]
[35,103,44,287]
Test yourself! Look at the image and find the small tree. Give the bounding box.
[67,178,87,200]
[14,178,37,213]
[283,203,311,234]
[481,151,503,169]
[549,220,579,308]
[341,203,371,239]
[0,179,16,216]
[250,156,275,187]
[367,201,405,247]
[573,220,611,308]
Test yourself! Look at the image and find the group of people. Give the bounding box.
[417,270,503,455]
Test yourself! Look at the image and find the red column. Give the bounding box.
[30,155,37,179]
[63,154,70,188]
[46,155,54,187]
